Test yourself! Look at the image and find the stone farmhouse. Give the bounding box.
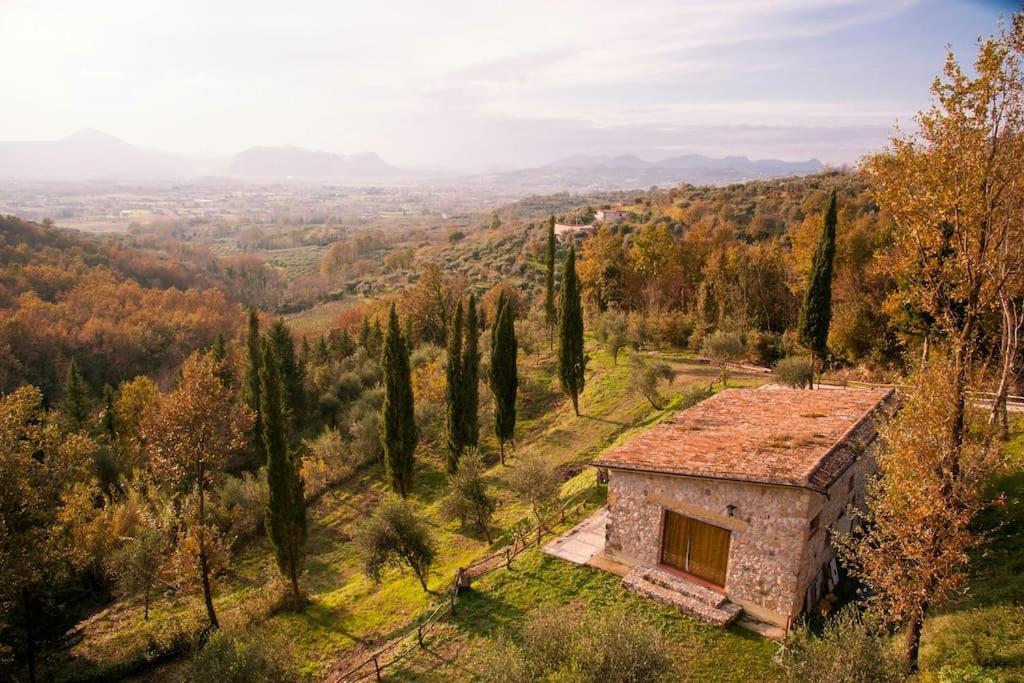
[588,385,895,630]
[595,208,629,223]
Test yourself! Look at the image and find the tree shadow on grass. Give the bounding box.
[298,600,365,644]
[578,413,629,427]
[447,587,525,639]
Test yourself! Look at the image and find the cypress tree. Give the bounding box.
[489,293,518,464]
[797,189,838,388]
[445,301,465,473]
[245,307,263,454]
[380,305,418,497]
[211,332,233,387]
[260,340,307,609]
[462,294,480,450]
[266,319,306,436]
[545,216,557,348]
[312,337,330,365]
[62,359,90,429]
[367,318,384,358]
[558,246,587,416]
[358,316,372,351]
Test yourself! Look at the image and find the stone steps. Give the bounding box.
[622,565,742,627]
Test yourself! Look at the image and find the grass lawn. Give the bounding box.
[918,426,1024,682]
[60,344,769,681]
[379,532,780,682]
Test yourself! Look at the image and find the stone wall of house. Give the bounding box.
[794,437,879,608]
[606,470,817,624]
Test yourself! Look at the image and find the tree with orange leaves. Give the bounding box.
[142,352,252,629]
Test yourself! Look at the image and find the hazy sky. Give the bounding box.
[0,0,1017,168]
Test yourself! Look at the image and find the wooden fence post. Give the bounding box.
[373,655,382,681]
[418,624,424,648]
[505,546,512,569]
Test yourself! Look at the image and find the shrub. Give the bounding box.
[649,311,693,348]
[593,309,629,364]
[355,496,436,591]
[747,330,785,367]
[701,331,745,385]
[505,455,561,528]
[478,604,675,683]
[215,472,268,542]
[302,427,362,497]
[181,630,293,683]
[333,371,364,403]
[773,356,813,389]
[410,342,443,370]
[778,606,901,683]
[350,410,383,465]
[440,450,496,542]
[627,311,652,350]
[678,383,713,410]
[629,355,676,409]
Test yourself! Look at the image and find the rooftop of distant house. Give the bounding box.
[592,386,894,492]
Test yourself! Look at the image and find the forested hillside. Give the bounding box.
[0,215,284,396]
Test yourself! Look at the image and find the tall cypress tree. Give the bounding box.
[266,319,306,437]
[380,305,418,497]
[462,294,480,451]
[545,216,557,348]
[245,307,263,455]
[489,293,518,465]
[260,341,307,609]
[211,332,233,387]
[558,246,586,416]
[358,316,372,351]
[445,301,465,473]
[62,359,90,429]
[797,189,838,388]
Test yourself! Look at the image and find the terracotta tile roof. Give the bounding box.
[592,386,894,493]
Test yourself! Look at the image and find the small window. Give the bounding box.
[847,476,855,493]
[808,513,820,537]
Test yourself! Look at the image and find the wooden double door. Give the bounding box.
[660,510,731,588]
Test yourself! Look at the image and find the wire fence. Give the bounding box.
[326,480,604,682]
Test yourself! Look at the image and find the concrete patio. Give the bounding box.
[543,508,608,564]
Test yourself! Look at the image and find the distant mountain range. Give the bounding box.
[0,130,407,183]
[0,130,197,181]
[226,146,401,180]
[511,153,824,189]
[0,131,823,189]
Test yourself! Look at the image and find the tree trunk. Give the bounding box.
[499,439,505,466]
[989,297,1019,440]
[22,587,35,683]
[903,603,928,676]
[290,566,301,610]
[197,463,219,629]
[144,584,150,621]
[571,392,579,416]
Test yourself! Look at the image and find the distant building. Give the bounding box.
[595,209,628,223]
